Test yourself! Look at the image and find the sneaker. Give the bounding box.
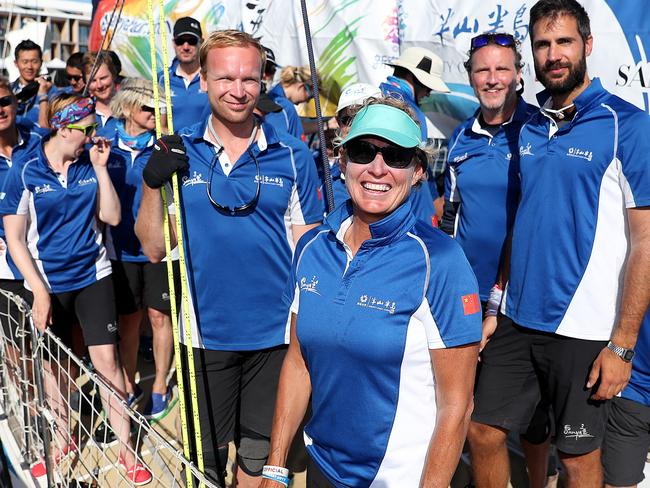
[119,456,153,486]
[143,387,174,421]
[93,420,138,448]
[93,420,118,448]
[127,384,144,407]
[30,434,78,478]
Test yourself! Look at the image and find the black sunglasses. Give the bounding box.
[174,36,199,46]
[344,139,416,169]
[207,147,260,215]
[67,74,83,82]
[470,33,516,51]
[141,105,156,113]
[0,95,13,107]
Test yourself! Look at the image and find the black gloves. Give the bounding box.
[143,135,189,189]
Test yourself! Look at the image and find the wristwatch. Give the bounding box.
[607,341,635,362]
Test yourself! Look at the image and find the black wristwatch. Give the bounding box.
[607,341,635,363]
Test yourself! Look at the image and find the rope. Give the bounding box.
[299,0,335,214]
[82,0,125,97]
[148,1,206,484]
[144,4,194,488]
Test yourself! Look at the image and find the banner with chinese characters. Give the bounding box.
[90,0,649,135]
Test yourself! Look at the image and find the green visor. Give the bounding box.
[340,104,422,148]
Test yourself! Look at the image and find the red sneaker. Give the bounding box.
[30,434,78,478]
[30,460,46,478]
[119,456,153,486]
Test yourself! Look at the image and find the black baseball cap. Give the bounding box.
[173,17,202,40]
[262,46,280,68]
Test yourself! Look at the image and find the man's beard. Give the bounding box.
[535,52,587,95]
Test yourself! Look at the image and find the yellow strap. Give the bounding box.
[145,2,205,486]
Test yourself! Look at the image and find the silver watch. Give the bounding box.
[607,341,635,363]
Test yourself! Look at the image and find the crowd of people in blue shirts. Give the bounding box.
[0,0,649,487]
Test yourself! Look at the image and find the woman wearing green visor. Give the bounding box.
[261,98,482,488]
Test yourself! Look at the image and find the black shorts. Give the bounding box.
[472,315,609,455]
[0,279,32,341]
[48,276,118,347]
[307,454,336,488]
[111,260,179,315]
[602,396,650,486]
[181,345,287,476]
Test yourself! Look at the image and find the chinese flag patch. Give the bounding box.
[462,293,481,315]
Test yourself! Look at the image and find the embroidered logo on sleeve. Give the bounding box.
[462,293,481,315]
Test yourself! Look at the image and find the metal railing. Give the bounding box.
[0,289,218,488]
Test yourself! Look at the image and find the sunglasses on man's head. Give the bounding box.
[470,33,516,51]
[344,139,416,169]
[67,122,98,137]
[0,95,14,107]
[174,36,199,46]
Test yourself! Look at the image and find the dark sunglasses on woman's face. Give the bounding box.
[0,95,14,107]
[174,36,199,46]
[141,105,156,113]
[344,139,416,169]
[470,33,516,51]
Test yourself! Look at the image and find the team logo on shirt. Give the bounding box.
[299,276,320,296]
[519,143,534,157]
[106,322,118,333]
[566,147,593,162]
[34,184,56,195]
[182,171,207,186]
[255,175,284,187]
[78,177,97,186]
[357,294,396,314]
[452,152,469,163]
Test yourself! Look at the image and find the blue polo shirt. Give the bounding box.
[170,117,322,351]
[286,200,481,487]
[446,98,536,300]
[160,59,208,132]
[504,78,650,339]
[0,121,47,280]
[96,110,119,138]
[621,311,650,407]
[105,133,154,262]
[267,84,304,139]
[0,140,111,293]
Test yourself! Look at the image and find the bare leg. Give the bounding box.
[468,421,510,488]
[521,437,550,488]
[147,308,172,395]
[234,464,261,488]
[559,449,603,488]
[118,310,143,396]
[88,344,137,466]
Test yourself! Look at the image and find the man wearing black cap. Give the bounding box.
[163,16,207,131]
[261,46,279,93]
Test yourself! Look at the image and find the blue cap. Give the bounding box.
[340,104,422,148]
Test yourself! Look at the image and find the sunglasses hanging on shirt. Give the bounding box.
[205,120,261,215]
